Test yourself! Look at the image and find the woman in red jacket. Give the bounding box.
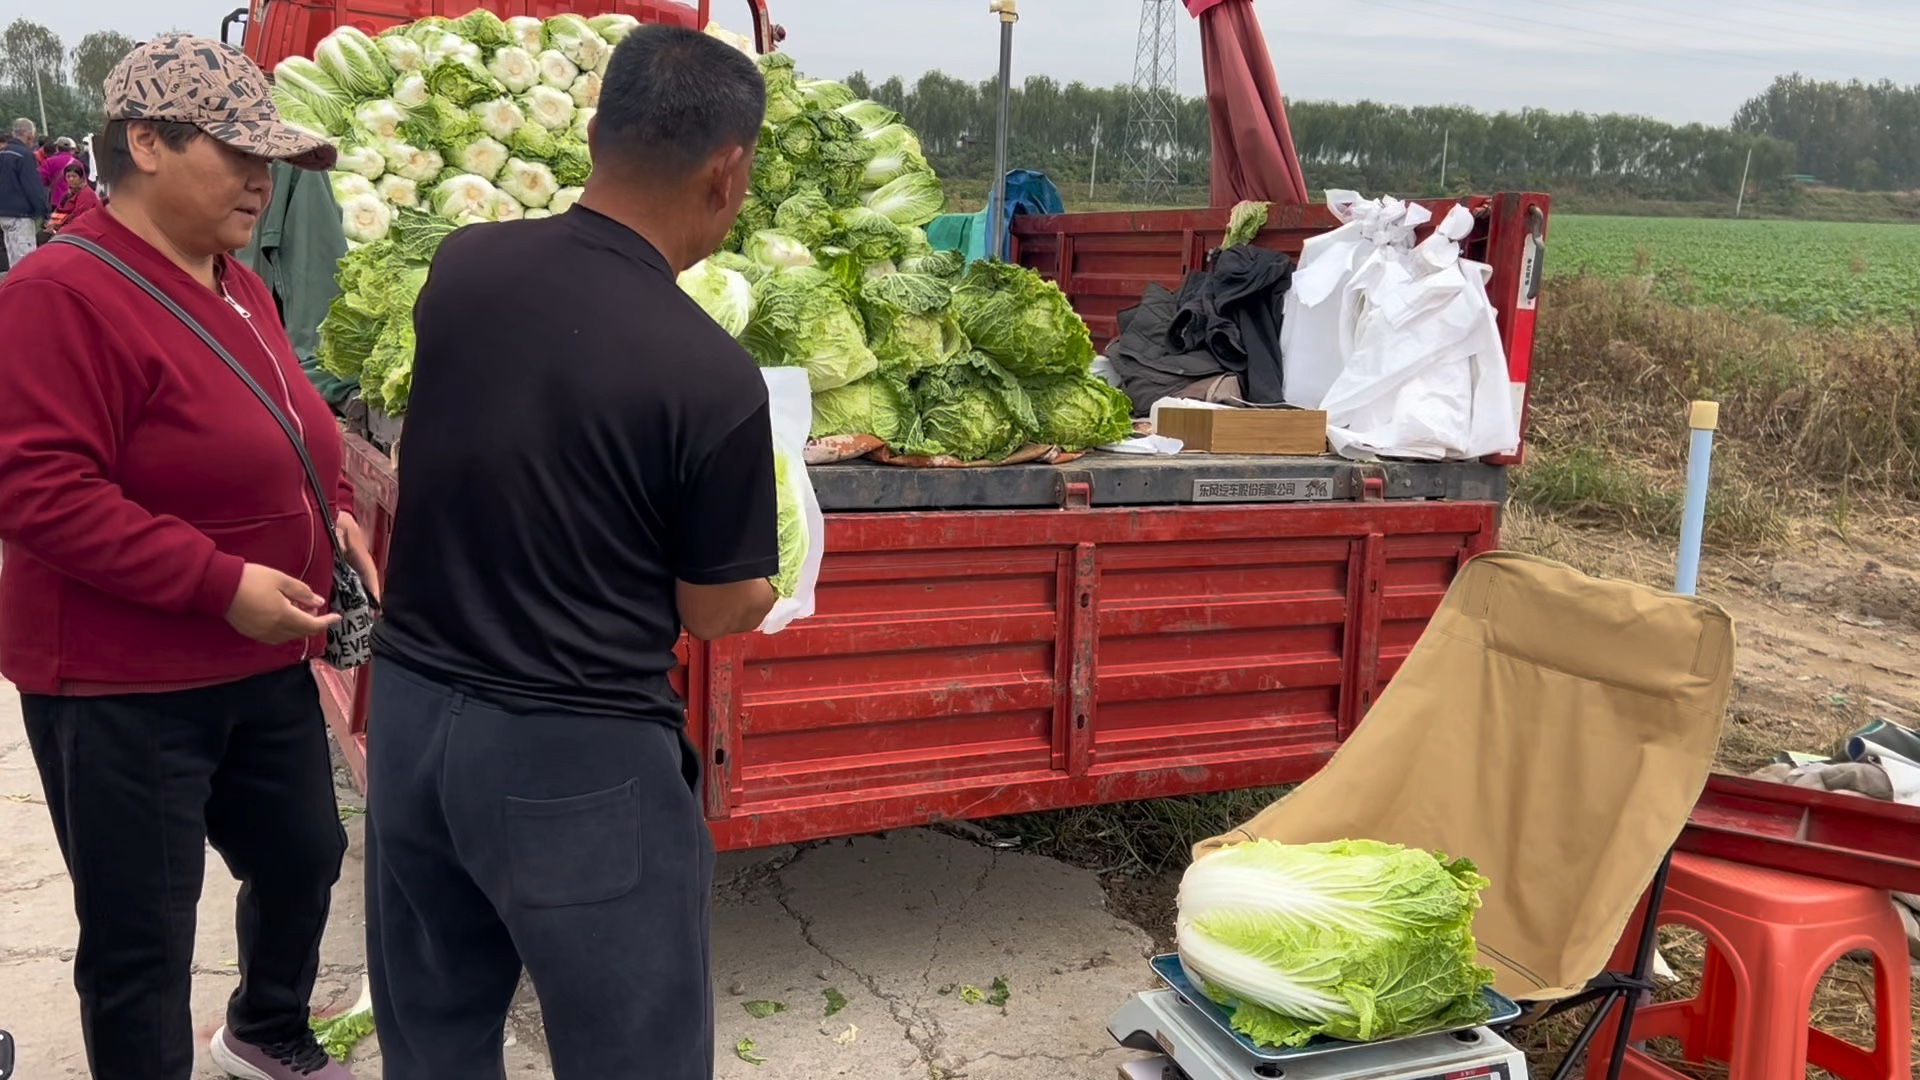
[48,162,100,232]
[0,38,377,1080]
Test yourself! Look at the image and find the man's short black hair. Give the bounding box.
[98,119,201,186]
[594,25,765,179]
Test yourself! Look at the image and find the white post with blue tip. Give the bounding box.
[1673,401,1719,598]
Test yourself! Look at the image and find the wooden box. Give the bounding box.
[1157,405,1330,455]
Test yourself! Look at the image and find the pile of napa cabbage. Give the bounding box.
[307,9,1129,461]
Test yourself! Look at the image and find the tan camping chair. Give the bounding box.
[1195,551,1735,1080]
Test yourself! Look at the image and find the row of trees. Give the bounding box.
[0,19,137,140]
[847,69,1810,201]
[1734,75,1920,191]
[6,15,1911,200]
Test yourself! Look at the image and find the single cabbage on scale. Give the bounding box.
[770,453,806,599]
[1024,375,1134,450]
[1176,840,1494,1050]
[951,261,1096,379]
[743,266,878,392]
[677,259,755,338]
[912,352,1038,462]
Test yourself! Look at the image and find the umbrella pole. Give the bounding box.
[988,0,1019,260]
[1673,401,1719,597]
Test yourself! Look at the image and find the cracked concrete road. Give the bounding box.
[1,684,1154,1079]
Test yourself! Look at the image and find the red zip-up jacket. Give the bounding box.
[0,210,353,694]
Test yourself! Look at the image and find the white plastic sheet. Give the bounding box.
[759,368,825,634]
[1282,191,1519,461]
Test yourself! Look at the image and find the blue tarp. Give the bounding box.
[925,170,1064,262]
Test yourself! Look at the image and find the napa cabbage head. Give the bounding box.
[544,14,607,71]
[425,55,502,106]
[770,452,807,600]
[431,174,500,223]
[374,174,420,209]
[832,206,911,264]
[861,171,945,227]
[1023,375,1135,451]
[487,47,540,94]
[912,351,1038,462]
[273,58,351,136]
[378,35,428,75]
[590,14,641,43]
[1176,839,1494,1050]
[744,230,817,271]
[810,373,919,450]
[315,26,393,99]
[743,266,878,393]
[390,72,430,109]
[354,100,407,142]
[951,260,1096,379]
[499,158,560,208]
[677,259,755,338]
[450,9,514,52]
[331,172,377,205]
[506,15,545,52]
[858,273,966,377]
[772,189,835,247]
[1224,200,1270,248]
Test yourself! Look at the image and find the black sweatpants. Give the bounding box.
[22,666,348,1080]
[364,660,716,1080]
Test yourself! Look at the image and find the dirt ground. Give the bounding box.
[1073,510,1920,1079]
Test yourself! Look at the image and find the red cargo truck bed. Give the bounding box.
[322,196,1539,849]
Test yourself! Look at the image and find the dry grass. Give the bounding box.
[1515,275,1920,545]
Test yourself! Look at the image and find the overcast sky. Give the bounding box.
[35,0,1920,125]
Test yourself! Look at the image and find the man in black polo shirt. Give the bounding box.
[363,25,776,1079]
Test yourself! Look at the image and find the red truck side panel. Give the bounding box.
[318,444,1498,850]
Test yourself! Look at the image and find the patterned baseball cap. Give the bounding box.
[104,35,337,171]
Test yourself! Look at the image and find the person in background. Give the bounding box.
[365,23,776,1080]
[35,133,53,165]
[41,136,78,202]
[48,162,100,232]
[0,118,47,281]
[0,36,376,1080]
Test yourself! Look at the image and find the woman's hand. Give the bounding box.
[227,563,339,644]
[336,511,382,603]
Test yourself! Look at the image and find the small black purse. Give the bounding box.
[52,234,376,669]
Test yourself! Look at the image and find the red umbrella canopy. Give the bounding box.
[1184,0,1309,206]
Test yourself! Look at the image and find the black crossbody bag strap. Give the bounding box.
[49,234,345,563]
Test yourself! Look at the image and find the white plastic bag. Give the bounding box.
[1281,191,1431,410]
[1317,204,1520,461]
[760,368,825,634]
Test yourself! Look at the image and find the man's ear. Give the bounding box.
[709,145,749,209]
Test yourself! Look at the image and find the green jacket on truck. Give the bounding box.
[239,161,355,407]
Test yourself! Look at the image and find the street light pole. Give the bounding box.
[34,67,48,137]
[987,0,1019,261]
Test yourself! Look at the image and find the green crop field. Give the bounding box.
[1546,215,1920,326]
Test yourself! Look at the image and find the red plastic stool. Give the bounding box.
[1584,851,1911,1080]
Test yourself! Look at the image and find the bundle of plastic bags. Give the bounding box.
[1281,191,1520,462]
